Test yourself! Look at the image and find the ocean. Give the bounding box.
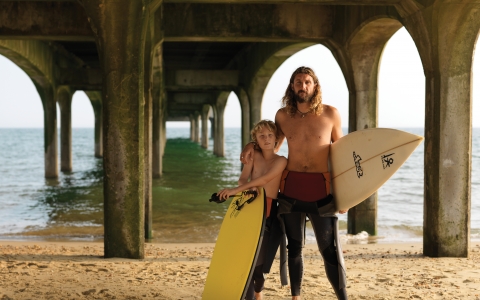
[0,127,479,244]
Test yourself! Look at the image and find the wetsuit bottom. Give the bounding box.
[244,203,272,300]
[284,212,347,299]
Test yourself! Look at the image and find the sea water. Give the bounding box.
[0,127,479,244]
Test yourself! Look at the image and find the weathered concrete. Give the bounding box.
[0,1,93,40]
[213,92,229,157]
[201,105,211,149]
[236,42,315,128]
[0,40,59,178]
[236,89,251,147]
[188,114,194,141]
[57,87,74,173]
[171,70,238,89]
[342,18,403,236]
[85,91,103,158]
[152,44,165,178]
[193,112,201,143]
[80,0,158,259]
[144,20,157,241]
[164,3,333,42]
[400,2,480,257]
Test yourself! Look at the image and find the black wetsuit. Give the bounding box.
[278,170,347,299]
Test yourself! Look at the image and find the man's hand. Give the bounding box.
[240,142,255,164]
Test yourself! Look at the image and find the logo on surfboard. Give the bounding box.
[381,153,395,169]
[229,191,257,218]
[353,151,363,178]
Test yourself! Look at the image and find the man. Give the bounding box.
[241,66,348,300]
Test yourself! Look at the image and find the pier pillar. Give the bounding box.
[81,0,158,258]
[144,20,155,242]
[210,117,215,140]
[402,4,480,257]
[341,19,402,236]
[57,87,73,173]
[85,91,103,158]
[194,112,201,143]
[213,92,228,157]
[152,43,165,178]
[237,89,251,147]
[201,105,210,149]
[94,105,103,158]
[41,87,58,179]
[189,114,195,141]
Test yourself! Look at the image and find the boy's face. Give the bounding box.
[255,127,276,150]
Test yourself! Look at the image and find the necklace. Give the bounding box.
[296,107,312,118]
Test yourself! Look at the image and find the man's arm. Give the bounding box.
[274,109,286,153]
[330,106,343,143]
[238,158,253,185]
[217,157,287,200]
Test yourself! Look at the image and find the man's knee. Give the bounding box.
[322,242,339,266]
[287,238,303,258]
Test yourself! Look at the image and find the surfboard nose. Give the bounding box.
[330,128,424,212]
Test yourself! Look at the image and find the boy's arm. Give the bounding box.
[238,159,253,186]
[217,157,287,200]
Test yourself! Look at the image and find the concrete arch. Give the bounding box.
[201,104,213,149]
[233,88,250,148]
[0,40,58,178]
[212,91,230,157]
[245,42,316,127]
[344,17,403,131]
[84,91,103,158]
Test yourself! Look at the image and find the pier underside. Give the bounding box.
[0,0,479,258]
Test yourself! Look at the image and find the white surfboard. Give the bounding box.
[330,128,423,211]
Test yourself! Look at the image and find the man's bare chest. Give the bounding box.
[282,120,332,144]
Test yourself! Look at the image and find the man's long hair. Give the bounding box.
[281,66,323,117]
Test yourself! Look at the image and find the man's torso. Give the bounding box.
[277,105,334,173]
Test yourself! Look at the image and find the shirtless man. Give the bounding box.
[218,120,287,300]
[241,66,348,300]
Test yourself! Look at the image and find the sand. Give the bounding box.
[1,241,480,300]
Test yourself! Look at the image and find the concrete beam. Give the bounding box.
[164,3,334,42]
[0,2,93,41]
[56,68,102,90]
[163,0,403,4]
[167,116,190,121]
[174,70,239,86]
[171,92,216,104]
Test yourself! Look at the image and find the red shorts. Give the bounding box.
[279,170,331,202]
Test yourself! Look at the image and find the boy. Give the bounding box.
[217,120,287,300]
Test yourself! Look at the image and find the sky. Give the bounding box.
[0,28,479,129]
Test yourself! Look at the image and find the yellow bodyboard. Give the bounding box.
[202,188,266,300]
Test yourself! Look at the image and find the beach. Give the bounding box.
[1,241,480,299]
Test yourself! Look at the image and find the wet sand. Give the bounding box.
[1,241,480,299]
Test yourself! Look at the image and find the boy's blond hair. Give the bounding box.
[251,120,277,144]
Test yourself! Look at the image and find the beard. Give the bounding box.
[293,90,313,104]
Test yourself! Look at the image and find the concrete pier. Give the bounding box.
[57,87,73,173]
[84,91,103,158]
[201,105,210,149]
[80,0,158,259]
[1,0,480,259]
[343,19,403,236]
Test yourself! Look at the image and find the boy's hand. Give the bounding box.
[217,188,236,200]
[240,143,255,164]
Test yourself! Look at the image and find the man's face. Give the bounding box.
[255,128,276,150]
[291,73,315,103]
